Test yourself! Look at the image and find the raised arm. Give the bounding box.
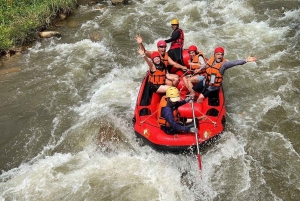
[137,47,155,71]
[135,34,152,58]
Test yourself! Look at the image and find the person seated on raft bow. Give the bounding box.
[157,87,198,135]
[182,45,207,98]
[136,34,187,83]
[138,47,179,93]
[192,46,258,103]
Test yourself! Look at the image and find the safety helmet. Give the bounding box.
[157,40,167,47]
[166,87,180,102]
[151,51,160,60]
[170,19,179,25]
[214,46,225,54]
[188,45,198,53]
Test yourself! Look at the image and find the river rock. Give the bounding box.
[59,13,68,20]
[111,0,128,5]
[94,5,106,10]
[39,31,61,38]
[55,20,67,27]
[67,20,79,28]
[0,67,21,76]
[90,32,101,42]
[88,0,97,5]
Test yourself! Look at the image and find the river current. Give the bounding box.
[0,0,300,200]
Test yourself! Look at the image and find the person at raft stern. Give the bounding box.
[192,46,258,103]
[164,19,185,68]
[138,47,179,93]
[182,45,207,98]
[135,34,187,81]
[157,87,198,135]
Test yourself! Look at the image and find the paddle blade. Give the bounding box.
[197,154,202,170]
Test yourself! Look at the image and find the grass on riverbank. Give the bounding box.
[0,0,78,53]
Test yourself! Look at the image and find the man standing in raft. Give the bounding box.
[157,87,197,134]
[164,19,185,72]
[193,46,258,103]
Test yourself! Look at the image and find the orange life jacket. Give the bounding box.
[170,29,184,49]
[157,96,179,127]
[189,51,206,70]
[205,56,226,87]
[160,52,169,67]
[187,52,207,76]
[148,62,166,85]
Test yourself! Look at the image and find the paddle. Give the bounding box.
[191,100,202,171]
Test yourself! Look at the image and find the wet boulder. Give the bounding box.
[90,32,102,42]
[39,31,61,38]
[111,0,128,5]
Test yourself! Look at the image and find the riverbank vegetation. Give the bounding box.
[0,0,78,55]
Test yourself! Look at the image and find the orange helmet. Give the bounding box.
[151,52,160,60]
[214,46,225,54]
[188,45,198,53]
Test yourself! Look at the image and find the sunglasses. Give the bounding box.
[159,46,166,48]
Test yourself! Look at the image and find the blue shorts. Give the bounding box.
[197,75,205,81]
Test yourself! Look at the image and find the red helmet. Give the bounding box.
[188,45,198,53]
[214,46,225,54]
[157,40,167,47]
[151,52,161,60]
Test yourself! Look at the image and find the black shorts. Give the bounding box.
[149,83,161,92]
[192,82,211,97]
[192,81,205,93]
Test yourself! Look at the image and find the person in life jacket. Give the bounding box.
[164,19,185,69]
[182,45,207,98]
[157,87,197,134]
[135,34,187,81]
[192,46,258,103]
[138,47,179,93]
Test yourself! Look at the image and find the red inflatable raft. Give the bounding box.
[132,67,226,151]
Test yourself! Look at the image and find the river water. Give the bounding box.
[0,0,300,200]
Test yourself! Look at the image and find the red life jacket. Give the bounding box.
[170,29,184,49]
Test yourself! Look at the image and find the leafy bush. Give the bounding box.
[0,0,77,52]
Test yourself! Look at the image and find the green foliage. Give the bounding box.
[0,0,78,51]
[0,25,13,50]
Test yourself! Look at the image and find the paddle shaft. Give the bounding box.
[191,100,202,171]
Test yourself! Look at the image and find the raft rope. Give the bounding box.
[140,110,158,125]
[179,70,189,78]
[194,105,217,126]
[138,102,217,127]
[178,93,217,126]
[185,98,217,126]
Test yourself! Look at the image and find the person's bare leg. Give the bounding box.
[197,93,205,103]
[156,85,170,93]
[188,75,200,97]
[166,74,179,86]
